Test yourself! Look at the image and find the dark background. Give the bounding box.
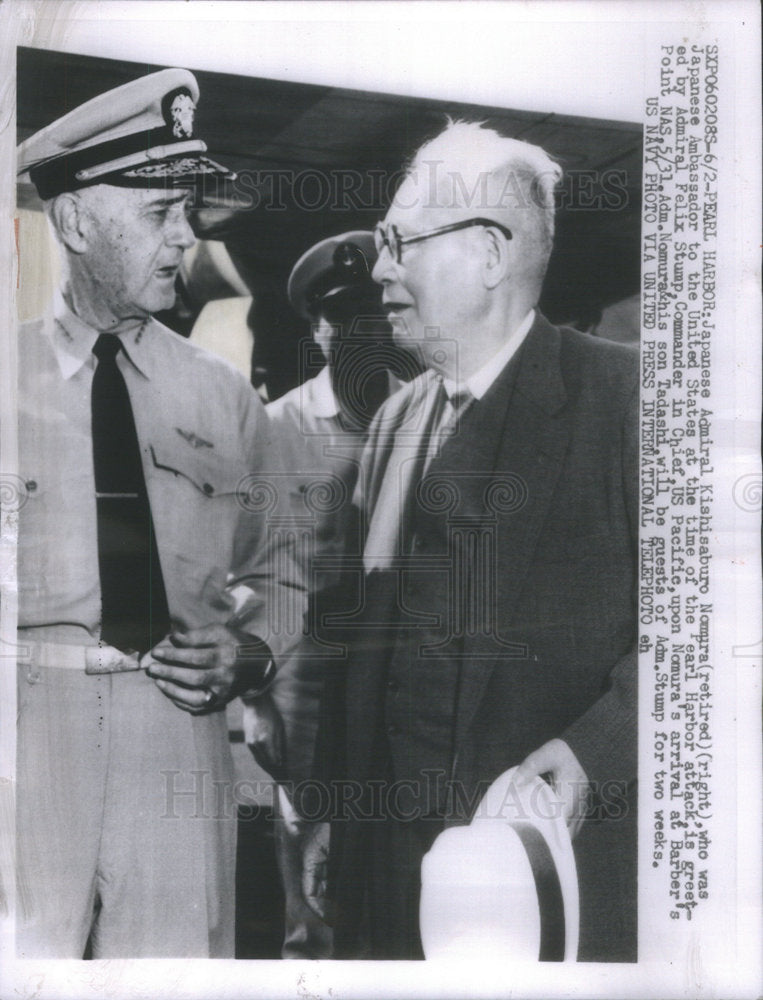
[17,46,642,399]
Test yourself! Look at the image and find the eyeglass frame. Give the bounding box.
[373,217,513,264]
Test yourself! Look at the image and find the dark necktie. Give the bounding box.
[91,333,170,653]
[397,380,448,555]
[425,385,475,471]
[400,382,475,554]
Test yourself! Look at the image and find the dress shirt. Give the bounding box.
[296,363,342,418]
[360,310,534,570]
[17,292,304,660]
[266,366,362,584]
[266,365,399,589]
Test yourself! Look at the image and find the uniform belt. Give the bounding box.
[19,639,142,674]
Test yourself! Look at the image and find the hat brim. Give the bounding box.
[101,154,237,188]
[287,230,378,319]
[420,767,579,962]
[20,152,237,201]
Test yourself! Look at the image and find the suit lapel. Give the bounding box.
[451,315,571,750]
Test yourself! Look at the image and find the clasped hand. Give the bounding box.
[143,623,271,714]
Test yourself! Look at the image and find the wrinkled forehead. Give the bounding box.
[113,184,191,207]
[79,183,193,215]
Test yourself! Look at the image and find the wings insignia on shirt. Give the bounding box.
[175,427,214,449]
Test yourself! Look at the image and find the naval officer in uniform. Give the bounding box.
[15,69,304,958]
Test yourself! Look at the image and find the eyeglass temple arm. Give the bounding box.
[401,218,513,247]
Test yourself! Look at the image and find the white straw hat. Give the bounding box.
[420,766,579,961]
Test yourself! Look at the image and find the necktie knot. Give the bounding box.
[423,384,476,472]
[447,387,474,417]
[93,333,122,363]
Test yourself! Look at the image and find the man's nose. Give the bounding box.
[371,245,395,284]
[167,211,196,250]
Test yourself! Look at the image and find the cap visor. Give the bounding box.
[110,154,237,187]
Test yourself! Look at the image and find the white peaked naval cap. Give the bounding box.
[18,68,236,200]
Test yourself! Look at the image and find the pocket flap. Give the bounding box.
[149,434,248,497]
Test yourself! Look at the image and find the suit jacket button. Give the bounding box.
[386,723,399,736]
[203,482,214,496]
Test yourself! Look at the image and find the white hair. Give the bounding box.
[402,120,562,288]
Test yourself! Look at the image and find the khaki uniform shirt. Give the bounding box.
[17,294,304,659]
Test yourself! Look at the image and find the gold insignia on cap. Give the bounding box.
[122,155,227,180]
[335,242,371,275]
[18,70,237,199]
[168,91,195,139]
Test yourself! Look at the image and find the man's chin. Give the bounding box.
[390,315,418,347]
[144,289,178,316]
[391,321,436,366]
[392,336,427,371]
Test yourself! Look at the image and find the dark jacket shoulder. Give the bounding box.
[555,322,639,400]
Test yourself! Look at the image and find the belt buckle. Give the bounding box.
[85,645,142,674]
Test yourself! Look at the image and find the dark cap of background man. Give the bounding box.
[287,231,379,321]
[17,68,236,201]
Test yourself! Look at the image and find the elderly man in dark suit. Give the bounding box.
[323,120,638,961]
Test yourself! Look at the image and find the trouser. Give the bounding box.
[365,814,444,960]
[267,627,335,959]
[274,785,333,959]
[16,662,236,958]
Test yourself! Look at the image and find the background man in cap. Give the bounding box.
[325,121,638,961]
[15,69,303,958]
[253,231,405,957]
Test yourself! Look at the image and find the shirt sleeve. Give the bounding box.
[224,384,307,668]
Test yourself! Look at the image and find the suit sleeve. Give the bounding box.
[562,376,639,793]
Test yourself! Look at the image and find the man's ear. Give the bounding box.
[48,193,90,254]
[482,224,512,290]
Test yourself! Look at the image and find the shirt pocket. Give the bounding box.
[146,435,251,589]
[16,465,99,607]
[16,470,52,599]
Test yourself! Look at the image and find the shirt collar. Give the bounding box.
[51,290,152,381]
[443,308,535,401]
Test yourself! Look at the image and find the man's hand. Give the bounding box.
[302,821,331,922]
[243,694,287,780]
[515,738,590,840]
[143,624,271,714]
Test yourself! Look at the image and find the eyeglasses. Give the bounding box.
[373,217,512,264]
